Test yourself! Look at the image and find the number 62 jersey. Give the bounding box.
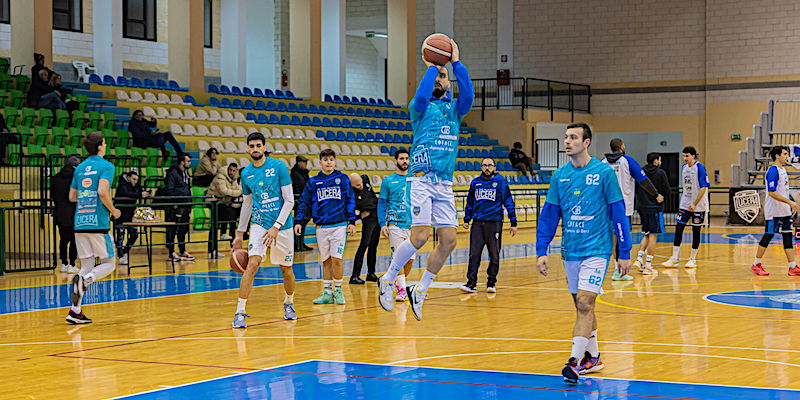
[543,158,624,261]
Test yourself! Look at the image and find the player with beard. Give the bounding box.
[378,149,413,302]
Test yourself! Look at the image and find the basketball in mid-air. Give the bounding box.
[230,249,249,273]
[422,33,452,66]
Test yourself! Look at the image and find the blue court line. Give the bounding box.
[112,360,799,400]
[704,289,800,311]
[0,232,767,315]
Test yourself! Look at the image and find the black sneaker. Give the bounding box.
[562,357,579,385]
[349,276,365,284]
[71,274,85,307]
[66,310,92,324]
[460,281,477,293]
[365,273,379,282]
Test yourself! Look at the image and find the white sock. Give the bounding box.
[285,293,294,304]
[571,336,589,360]
[690,248,698,259]
[417,269,436,292]
[671,246,680,260]
[237,298,247,313]
[323,280,332,294]
[395,273,407,289]
[791,262,797,269]
[645,255,654,268]
[383,240,418,283]
[84,258,116,285]
[334,279,343,290]
[71,305,81,314]
[754,257,762,266]
[636,251,644,263]
[586,330,599,357]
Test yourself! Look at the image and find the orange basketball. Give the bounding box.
[230,249,249,274]
[422,33,452,66]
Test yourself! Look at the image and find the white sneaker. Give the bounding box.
[220,234,233,241]
[118,254,129,265]
[180,252,196,261]
[643,265,658,275]
[684,258,697,269]
[661,258,679,267]
[60,264,79,273]
[633,259,643,272]
[170,252,181,261]
[208,251,225,259]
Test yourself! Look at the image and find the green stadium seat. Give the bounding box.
[103,112,117,129]
[19,108,36,126]
[32,126,49,146]
[116,129,131,148]
[54,109,70,128]
[8,90,24,108]
[3,106,18,127]
[14,125,32,145]
[38,109,54,128]
[87,111,103,130]
[192,208,209,230]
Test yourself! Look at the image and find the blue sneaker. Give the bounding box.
[284,303,297,320]
[232,312,250,329]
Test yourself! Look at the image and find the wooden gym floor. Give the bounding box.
[2,222,800,399]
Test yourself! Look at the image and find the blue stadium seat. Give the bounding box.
[402,134,411,143]
[386,99,396,107]
[280,115,291,125]
[184,95,203,107]
[275,90,286,99]
[458,149,466,158]
[466,149,474,158]
[356,132,365,142]
[316,130,326,139]
[331,118,341,128]
[520,175,530,184]
[308,104,318,113]
[232,99,244,109]
[361,97,369,105]
[253,88,264,97]
[219,85,230,94]
[102,75,115,85]
[381,145,390,155]
[497,162,505,171]
[377,99,386,106]
[344,118,355,128]
[208,84,219,93]
[388,121,397,130]
[459,137,467,145]
[325,94,334,103]
[481,149,489,158]
[366,132,375,142]
[318,105,329,114]
[326,131,337,141]
[457,161,466,171]
[465,161,474,171]
[389,146,398,155]
[400,111,409,119]
[356,108,365,117]
[220,98,233,108]
[503,161,512,171]
[375,132,384,142]
[337,106,346,115]
[360,120,370,129]
[257,113,268,124]
[312,116,322,126]
[342,96,352,104]
[130,77,142,87]
[243,87,253,97]
[369,98,378,106]
[116,76,129,86]
[371,121,380,130]
[365,109,374,117]
[391,111,400,119]
[473,161,481,171]
[264,89,275,98]
[392,134,401,143]
[277,102,288,112]
[246,112,257,122]
[301,116,312,126]
[266,101,277,111]
[322,117,332,127]
[243,99,255,109]
[299,103,309,113]
[346,131,356,141]
[286,91,296,99]
[288,103,299,112]
[231,86,242,96]
[347,107,356,116]
[291,116,301,125]
[333,95,342,103]
[404,122,412,130]
[269,114,280,124]
[384,134,394,143]
[542,174,550,184]
[209,97,221,107]
[170,80,186,91]
[156,79,169,89]
[254,100,266,110]
[379,121,389,130]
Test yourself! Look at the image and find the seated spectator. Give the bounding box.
[48,73,76,112]
[509,142,535,177]
[113,170,151,266]
[31,53,53,80]
[129,110,183,160]
[27,69,66,110]
[207,163,242,248]
[193,148,221,187]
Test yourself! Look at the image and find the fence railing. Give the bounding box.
[451,77,591,121]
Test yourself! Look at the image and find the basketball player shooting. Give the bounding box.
[377,36,474,321]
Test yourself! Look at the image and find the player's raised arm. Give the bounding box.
[412,64,439,114]
[449,40,474,117]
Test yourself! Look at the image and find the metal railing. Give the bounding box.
[452,77,591,121]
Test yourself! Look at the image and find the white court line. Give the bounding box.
[385,350,800,370]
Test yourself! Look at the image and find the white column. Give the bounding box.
[10,0,33,71]
[220,0,247,87]
[320,0,345,97]
[434,0,453,76]
[368,36,387,100]
[497,0,513,74]
[245,0,275,90]
[91,0,123,77]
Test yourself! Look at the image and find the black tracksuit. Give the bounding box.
[352,175,379,277]
[51,164,77,265]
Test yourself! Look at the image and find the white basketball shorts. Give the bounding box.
[387,226,411,252]
[563,257,610,295]
[317,225,348,261]
[408,180,458,229]
[75,232,116,259]
[248,224,294,266]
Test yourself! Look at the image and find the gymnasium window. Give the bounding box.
[204,0,212,48]
[123,0,157,41]
[0,0,10,24]
[53,0,83,32]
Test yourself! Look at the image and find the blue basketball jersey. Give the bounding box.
[70,156,115,231]
[240,157,294,231]
[378,172,410,229]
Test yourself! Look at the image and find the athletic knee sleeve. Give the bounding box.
[673,223,686,246]
[760,234,775,248]
[691,226,701,249]
[783,232,795,249]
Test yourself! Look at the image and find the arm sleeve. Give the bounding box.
[378,184,388,227]
[697,163,711,188]
[452,61,474,117]
[463,183,475,223]
[274,185,294,229]
[295,181,312,222]
[766,165,779,191]
[609,200,633,259]
[413,66,439,114]
[504,183,518,227]
[237,194,253,232]
[535,202,561,257]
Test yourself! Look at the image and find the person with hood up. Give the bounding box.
[601,138,662,281]
[114,170,151,266]
[51,156,80,273]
